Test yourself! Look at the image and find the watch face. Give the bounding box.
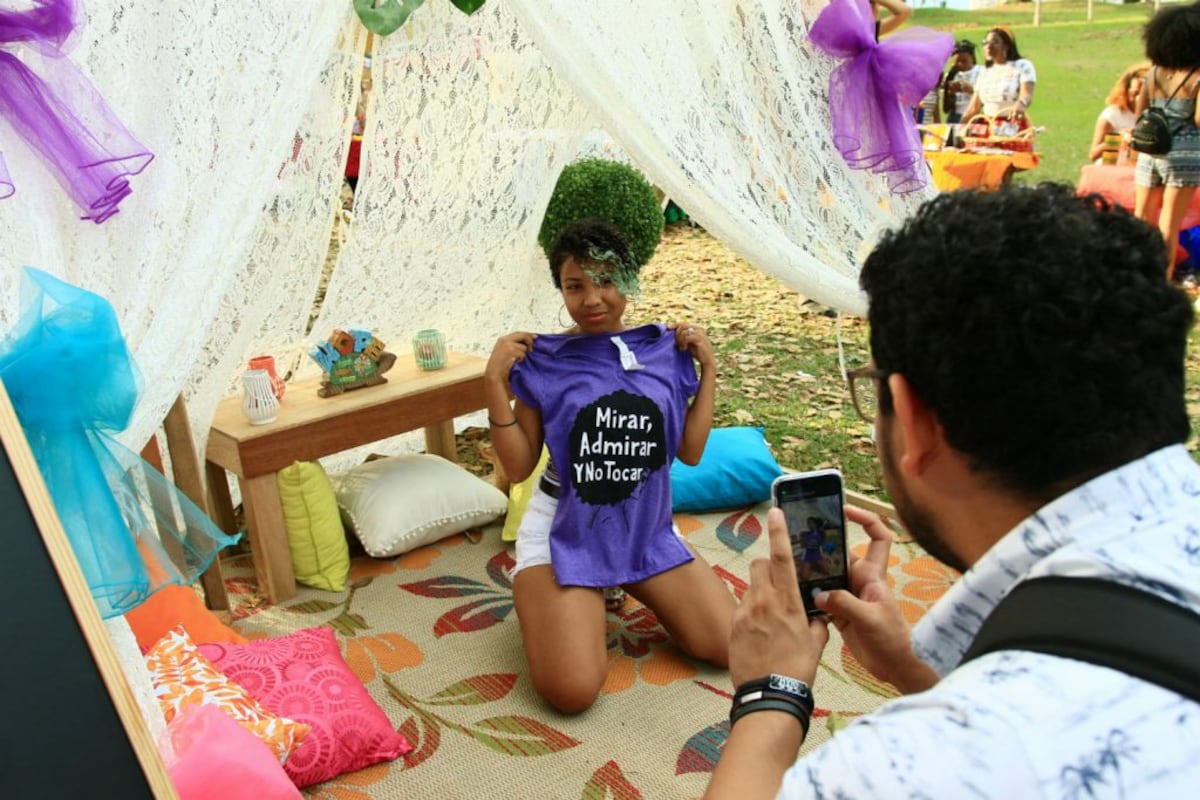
[769,674,808,697]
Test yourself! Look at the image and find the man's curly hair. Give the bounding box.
[860,183,1194,502]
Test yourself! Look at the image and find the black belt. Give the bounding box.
[539,475,560,498]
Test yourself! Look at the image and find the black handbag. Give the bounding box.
[1130,66,1200,157]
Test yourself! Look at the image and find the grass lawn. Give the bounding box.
[914,1,1155,185]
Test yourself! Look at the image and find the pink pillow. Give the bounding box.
[200,627,411,788]
[165,704,302,800]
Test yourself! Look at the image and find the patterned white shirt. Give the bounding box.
[777,444,1200,799]
[974,59,1036,117]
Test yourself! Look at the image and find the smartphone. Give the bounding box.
[771,469,850,616]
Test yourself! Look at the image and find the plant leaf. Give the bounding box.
[427,673,517,706]
[327,610,370,636]
[712,564,749,600]
[344,637,377,683]
[583,760,645,799]
[467,715,580,756]
[400,575,495,598]
[675,721,728,775]
[485,549,515,589]
[284,598,341,614]
[433,596,512,636]
[448,0,486,13]
[715,509,762,553]
[361,632,424,673]
[352,0,424,37]
[399,715,442,768]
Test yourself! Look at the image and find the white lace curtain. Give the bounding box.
[507,0,932,315]
[0,0,359,452]
[1,0,931,462]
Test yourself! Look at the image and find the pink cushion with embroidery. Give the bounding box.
[200,627,411,788]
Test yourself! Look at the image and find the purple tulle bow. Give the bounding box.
[0,0,152,223]
[808,0,952,193]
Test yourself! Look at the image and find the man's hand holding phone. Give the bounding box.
[709,509,832,800]
[728,507,831,689]
[814,506,939,694]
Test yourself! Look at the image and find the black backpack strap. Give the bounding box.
[1161,65,1200,106]
[961,576,1200,704]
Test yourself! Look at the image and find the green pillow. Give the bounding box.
[277,461,350,592]
[670,426,784,512]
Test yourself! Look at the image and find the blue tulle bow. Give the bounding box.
[0,267,239,618]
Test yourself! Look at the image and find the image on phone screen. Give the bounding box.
[773,472,850,615]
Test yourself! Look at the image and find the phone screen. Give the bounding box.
[772,471,850,615]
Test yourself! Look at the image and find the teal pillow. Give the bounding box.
[670,427,784,513]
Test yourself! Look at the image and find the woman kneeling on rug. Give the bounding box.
[485,217,736,713]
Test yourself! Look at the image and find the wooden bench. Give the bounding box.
[205,352,487,603]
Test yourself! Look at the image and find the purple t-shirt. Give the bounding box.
[509,323,700,586]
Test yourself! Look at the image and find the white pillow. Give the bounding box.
[334,454,507,557]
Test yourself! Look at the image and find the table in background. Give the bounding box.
[925,149,1040,192]
[1077,164,1200,232]
[205,351,487,603]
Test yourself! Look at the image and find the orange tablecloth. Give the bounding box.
[924,149,1040,192]
[1077,164,1200,231]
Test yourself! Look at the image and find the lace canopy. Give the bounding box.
[0,0,932,468]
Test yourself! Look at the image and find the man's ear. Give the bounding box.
[888,373,942,476]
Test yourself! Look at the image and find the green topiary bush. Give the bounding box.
[538,158,665,268]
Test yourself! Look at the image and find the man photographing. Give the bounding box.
[705,183,1200,798]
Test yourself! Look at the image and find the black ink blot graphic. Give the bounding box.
[568,390,666,505]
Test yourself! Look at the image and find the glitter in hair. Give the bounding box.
[585,245,641,298]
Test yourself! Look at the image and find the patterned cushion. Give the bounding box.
[199,627,412,788]
[144,627,310,764]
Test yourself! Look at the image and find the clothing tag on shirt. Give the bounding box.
[610,336,645,371]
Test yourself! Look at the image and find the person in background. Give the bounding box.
[1133,1,1200,282]
[870,0,911,40]
[913,46,942,130]
[942,39,981,124]
[702,183,1200,800]
[486,218,735,714]
[962,26,1035,121]
[914,82,941,126]
[1088,63,1149,163]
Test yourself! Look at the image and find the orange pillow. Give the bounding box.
[126,583,245,652]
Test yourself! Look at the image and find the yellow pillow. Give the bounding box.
[277,461,349,591]
[501,447,550,542]
[145,627,310,765]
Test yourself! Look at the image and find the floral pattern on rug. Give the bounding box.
[225,502,945,799]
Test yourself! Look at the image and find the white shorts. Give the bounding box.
[511,484,688,581]
[512,484,559,578]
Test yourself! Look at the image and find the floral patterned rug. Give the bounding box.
[225,499,954,800]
